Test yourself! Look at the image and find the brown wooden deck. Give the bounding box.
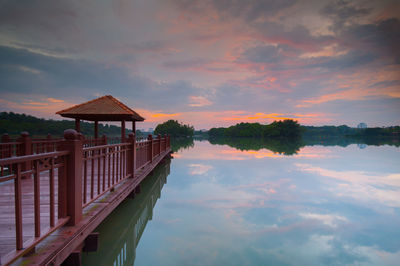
[0,132,171,265]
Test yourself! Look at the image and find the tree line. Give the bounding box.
[0,112,129,137]
[209,120,302,138]
[1,112,399,140]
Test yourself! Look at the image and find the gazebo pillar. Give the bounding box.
[75,119,81,133]
[132,121,136,134]
[94,121,99,139]
[121,120,126,142]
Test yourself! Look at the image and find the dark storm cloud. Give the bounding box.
[0,45,202,111]
[252,21,335,49]
[305,51,376,70]
[322,0,371,28]
[0,0,78,39]
[368,80,400,89]
[162,58,213,69]
[210,0,297,22]
[241,45,282,63]
[173,0,297,22]
[341,18,400,62]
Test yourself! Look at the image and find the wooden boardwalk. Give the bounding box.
[0,133,171,265]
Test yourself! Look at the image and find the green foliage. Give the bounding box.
[0,112,128,137]
[209,136,303,155]
[170,137,194,152]
[302,125,400,138]
[154,120,194,137]
[208,119,302,139]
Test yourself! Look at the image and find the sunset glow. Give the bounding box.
[0,0,399,129]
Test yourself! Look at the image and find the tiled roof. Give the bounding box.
[56,95,145,121]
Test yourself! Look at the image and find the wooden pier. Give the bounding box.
[0,131,171,265]
[0,95,172,265]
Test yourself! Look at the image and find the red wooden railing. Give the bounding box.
[0,151,70,254]
[82,142,131,207]
[0,130,170,263]
[0,133,125,159]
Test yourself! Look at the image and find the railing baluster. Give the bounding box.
[49,158,55,227]
[97,149,101,195]
[116,148,119,182]
[108,148,111,187]
[34,160,41,237]
[91,151,94,199]
[102,148,106,192]
[112,151,115,185]
[14,163,23,250]
[83,154,87,204]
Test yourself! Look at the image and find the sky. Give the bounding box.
[0,0,399,130]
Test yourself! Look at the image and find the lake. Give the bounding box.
[82,139,400,266]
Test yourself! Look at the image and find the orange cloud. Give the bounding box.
[151,113,181,118]
[0,96,77,119]
[134,109,333,129]
[47,97,64,103]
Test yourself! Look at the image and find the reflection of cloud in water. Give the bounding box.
[176,142,333,161]
[296,163,400,207]
[299,212,348,228]
[188,163,213,175]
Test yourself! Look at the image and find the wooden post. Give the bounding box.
[121,120,126,142]
[102,135,107,145]
[94,121,99,140]
[46,133,52,152]
[127,133,136,178]
[75,119,81,133]
[18,132,32,178]
[148,135,153,163]
[1,133,11,158]
[132,121,136,135]
[158,134,161,155]
[59,129,83,226]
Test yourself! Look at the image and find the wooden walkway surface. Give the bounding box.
[0,148,171,265]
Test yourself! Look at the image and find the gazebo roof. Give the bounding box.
[56,95,145,122]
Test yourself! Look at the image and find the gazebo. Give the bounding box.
[56,95,145,141]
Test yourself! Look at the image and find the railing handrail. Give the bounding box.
[83,142,131,152]
[0,150,69,165]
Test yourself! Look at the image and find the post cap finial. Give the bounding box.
[20,131,30,137]
[64,129,79,140]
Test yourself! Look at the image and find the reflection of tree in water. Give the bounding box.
[170,137,194,152]
[303,135,400,148]
[208,135,399,154]
[209,136,304,155]
[82,158,171,266]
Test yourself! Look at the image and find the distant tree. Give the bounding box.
[264,119,301,138]
[209,119,301,139]
[154,120,194,137]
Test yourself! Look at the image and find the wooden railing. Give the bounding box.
[0,133,125,159]
[0,151,70,256]
[82,142,131,207]
[0,129,170,262]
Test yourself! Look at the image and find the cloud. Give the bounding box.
[188,96,212,107]
[296,163,400,207]
[188,164,213,175]
[173,0,297,22]
[299,213,348,228]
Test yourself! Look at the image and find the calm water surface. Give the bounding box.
[83,140,400,266]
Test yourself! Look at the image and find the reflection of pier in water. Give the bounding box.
[82,158,170,266]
